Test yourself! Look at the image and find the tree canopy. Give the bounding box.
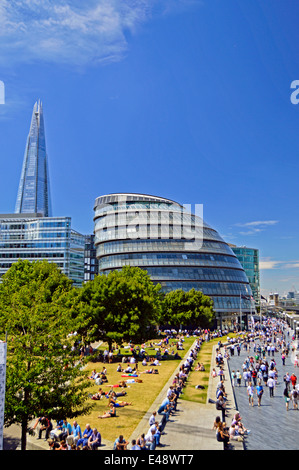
[0,260,93,450]
[75,266,162,348]
[0,260,216,449]
[161,288,215,330]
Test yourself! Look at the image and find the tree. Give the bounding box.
[0,260,93,450]
[75,266,162,349]
[161,288,215,330]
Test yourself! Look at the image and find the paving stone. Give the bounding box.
[227,328,299,450]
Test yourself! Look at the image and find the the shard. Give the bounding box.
[15,100,52,217]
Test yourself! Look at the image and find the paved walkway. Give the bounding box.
[128,339,224,450]
[228,326,299,450]
[3,337,241,451]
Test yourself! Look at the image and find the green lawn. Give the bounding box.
[75,333,238,443]
[75,336,195,443]
[180,333,238,403]
[180,337,218,403]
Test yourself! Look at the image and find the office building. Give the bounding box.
[84,234,99,282]
[268,292,279,307]
[230,245,260,304]
[0,101,85,286]
[0,213,85,287]
[93,193,253,328]
[15,101,52,217]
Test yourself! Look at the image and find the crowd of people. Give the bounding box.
[107,335,205,450]
[31,321,298,452]
[212,343,251,450]
[31,418,102,450]
[29,331,208,451]
[125,337,204,451]
[230,318,299,410]
[212,316,298,449]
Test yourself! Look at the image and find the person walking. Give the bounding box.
[231,370,236,388]
[290,373,297,389]
[256,381,264,407]
[236,370,242,387]
[281,352,286,366]
[284,372,291,391]
[247,381,254,407]
[284,386,291,411]
[290,387,298,410]
[267,376,275,397]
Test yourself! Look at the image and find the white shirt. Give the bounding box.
[267,378,275,388]
[149,414,156,426]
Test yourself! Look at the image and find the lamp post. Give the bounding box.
[239,293,242,333]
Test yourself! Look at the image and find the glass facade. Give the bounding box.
[0,214,85,287]
[93,193,253,325]
[230,245,260,304]
[15,101,52,217]
[84,234,99,282]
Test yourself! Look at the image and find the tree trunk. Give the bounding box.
[21,418,28,451]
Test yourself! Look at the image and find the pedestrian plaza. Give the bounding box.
[228,323,299,450]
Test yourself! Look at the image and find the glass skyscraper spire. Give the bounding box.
[15,100,52,217]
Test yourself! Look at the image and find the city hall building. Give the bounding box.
[93,193,254,329]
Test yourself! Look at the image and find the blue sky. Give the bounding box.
[0,0,299,296]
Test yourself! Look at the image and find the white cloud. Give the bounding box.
[235,220,279,236]
[236,220,279,228]
[283,262,299,269]
[0,0,201,67]
[259,259,282,270]
[259,258,299,270]
[0,0,130,66]
[239,229,263,236]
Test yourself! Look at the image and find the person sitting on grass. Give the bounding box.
[98,403,117,419]
[88,369,98,379]
[109,392,132,407]
[90,389,107,400]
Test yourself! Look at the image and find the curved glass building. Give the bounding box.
[93,193,253,328]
